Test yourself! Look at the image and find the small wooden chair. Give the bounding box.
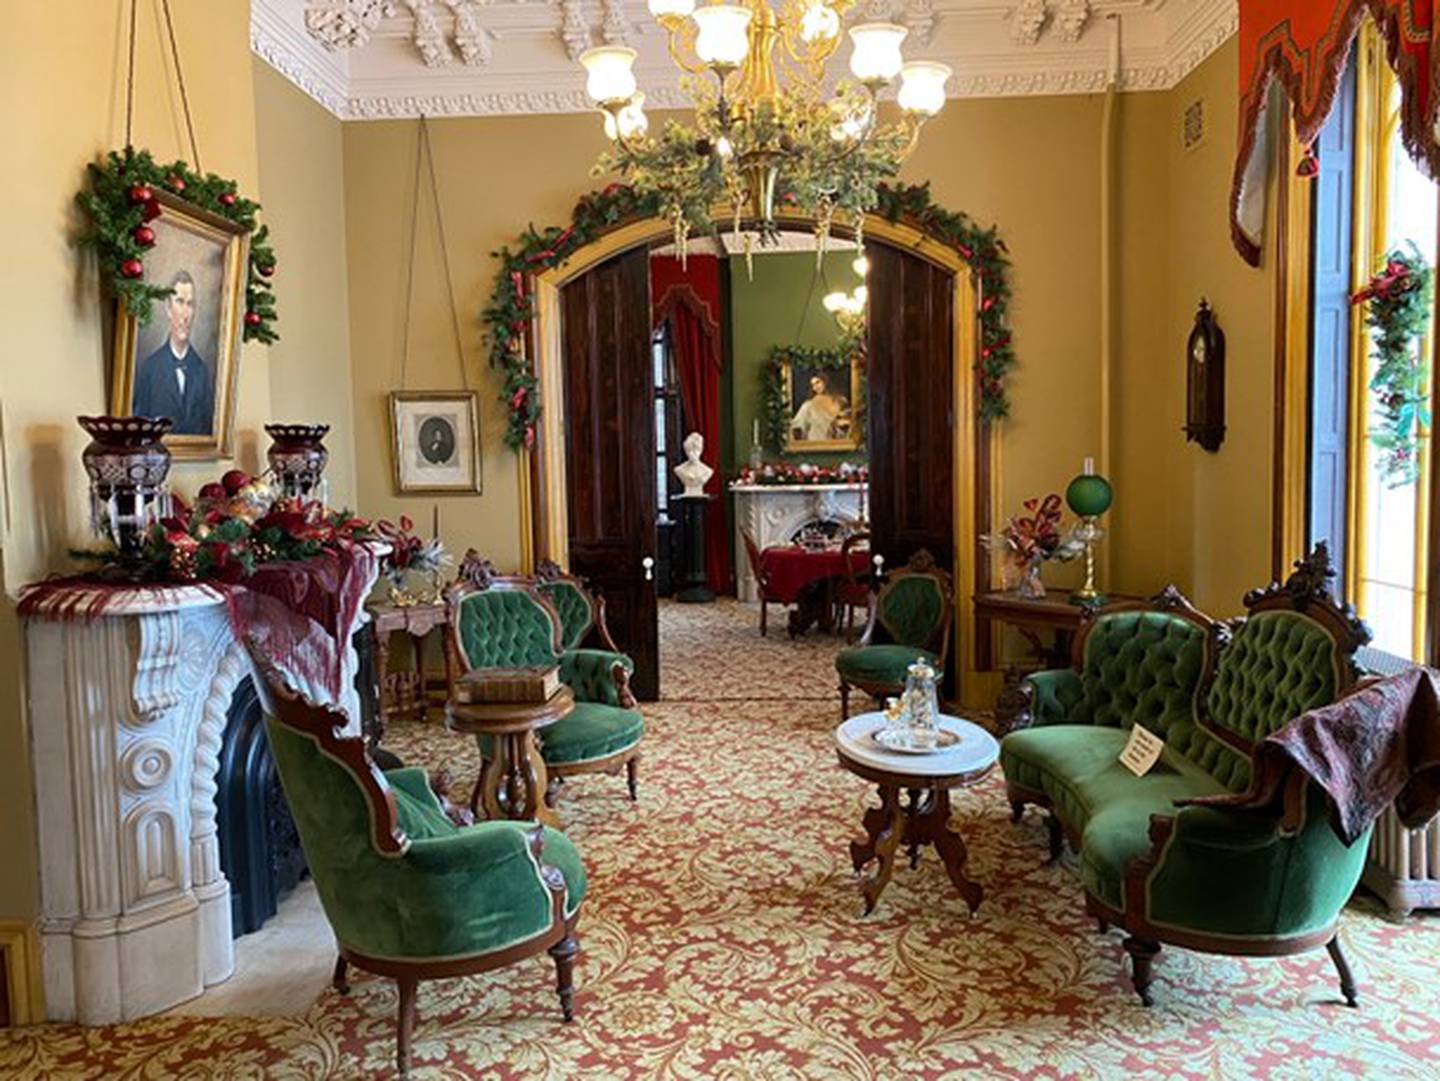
[833,530,873,639]
[741,529,783,637]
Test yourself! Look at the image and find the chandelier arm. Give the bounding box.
[663,18,711,77]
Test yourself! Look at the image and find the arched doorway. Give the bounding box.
[517,212,1000,708]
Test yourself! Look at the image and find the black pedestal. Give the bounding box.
[675,495,715,603]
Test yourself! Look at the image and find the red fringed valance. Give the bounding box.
[1231,0,1438,266]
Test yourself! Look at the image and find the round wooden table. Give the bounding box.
[446,686,574,827]
[835,712,1000,916]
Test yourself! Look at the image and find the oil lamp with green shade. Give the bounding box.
[1065,457,1113,605]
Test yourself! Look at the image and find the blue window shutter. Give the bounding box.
[1308,57,1357,578]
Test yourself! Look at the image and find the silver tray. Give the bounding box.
[871,727,960,754]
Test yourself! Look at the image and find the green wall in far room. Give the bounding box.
[726,249,866,468]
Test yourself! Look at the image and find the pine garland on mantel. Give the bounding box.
[483,181,1015,451]
[78,147,279,344]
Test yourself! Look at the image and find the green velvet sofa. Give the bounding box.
[836,548,953,719]
[446,555,644,807]
[248,645,585,1079]
[1000,545,1373,1007]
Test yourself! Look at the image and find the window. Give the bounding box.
[653,323,684,524]
[1305,25,1437,661]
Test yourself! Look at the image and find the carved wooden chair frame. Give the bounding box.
[535,557,623,654]
[838,548,955,716]
[246,642,578,1078]
[445,551,641,807]
[740,527,781,637]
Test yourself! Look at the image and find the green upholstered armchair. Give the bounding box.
[247,645,585,1079]
[445,559,644,807]
[835,548,953,719]
[1000,545,1374,1007]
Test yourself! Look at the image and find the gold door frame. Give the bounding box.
[517,210,1000,707]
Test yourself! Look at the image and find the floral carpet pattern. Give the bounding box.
[7,600,1440,1078]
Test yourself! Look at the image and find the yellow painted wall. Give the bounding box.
[1110,37,1279,617]
[253,57,357,508]
[341,96,1108,572]
[0,2,356,924]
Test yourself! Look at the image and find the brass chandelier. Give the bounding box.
[577,0,951,258]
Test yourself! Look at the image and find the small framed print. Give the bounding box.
[389,391,482,494]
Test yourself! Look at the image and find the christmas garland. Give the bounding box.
[760,344,865,454]
[78,147,278,344]
[483,181,1015,450]
[1351,246,1433,486]
[733,462,868,486]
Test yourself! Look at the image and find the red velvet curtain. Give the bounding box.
[1231,0,1439,265]
[650,256,733,594]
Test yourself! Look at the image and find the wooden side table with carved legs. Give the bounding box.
[836,712,1000,916]
[445,687,574,828]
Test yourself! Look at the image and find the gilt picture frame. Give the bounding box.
[109,190,249,460]
[390,390,482,494]
[778,350,864,453]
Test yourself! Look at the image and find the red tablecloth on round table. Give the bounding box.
[760,545,869,604]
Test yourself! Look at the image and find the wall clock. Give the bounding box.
[1184,298,1226,452]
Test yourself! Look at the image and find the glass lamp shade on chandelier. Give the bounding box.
[578,0,951,261]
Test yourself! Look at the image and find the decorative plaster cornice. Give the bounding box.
[253,0,1240,120]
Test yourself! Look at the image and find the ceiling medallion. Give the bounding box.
[576,0,950,265]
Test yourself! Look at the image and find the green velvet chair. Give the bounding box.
[835,548,953,720]
[446,557,644,807]
[1000,544,1373,1007]
[247,645,585,1079]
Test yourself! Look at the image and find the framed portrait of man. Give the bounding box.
[109,191,249,460]
[782,355,863,452]
[390,391,482,493]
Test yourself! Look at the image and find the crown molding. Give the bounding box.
[253,0,1238,121]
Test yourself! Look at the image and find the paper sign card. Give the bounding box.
[1119,725,1165,776]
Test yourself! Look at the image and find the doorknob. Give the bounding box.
[642,556,654,582]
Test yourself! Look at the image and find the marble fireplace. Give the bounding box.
[22,583,369,1024]
[731,481,868,601]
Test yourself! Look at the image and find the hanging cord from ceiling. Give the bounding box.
[121,0,202,170]
[793,252,837,343]
[398,115,470,392]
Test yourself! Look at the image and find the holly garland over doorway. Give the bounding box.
[483,182,1014,451]
[78,147,279,344]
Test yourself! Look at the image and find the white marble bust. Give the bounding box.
[674,431,713,497]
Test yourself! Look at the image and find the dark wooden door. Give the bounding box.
[865,240,955,572]
[560,246,660,700]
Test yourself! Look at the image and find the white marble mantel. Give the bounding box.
[21,580,370,1024]
[731,482,868,601]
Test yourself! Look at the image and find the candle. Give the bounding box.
[752,418,760,446]
[432,503,439,539]
[1083,456,1094,476]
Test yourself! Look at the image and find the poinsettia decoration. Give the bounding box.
[76,470,369,583]
[77,146,278,344]
[733,462,869,486]
[1351,245,1434,486]
[375,515,451,590]
[484,182,1015,450]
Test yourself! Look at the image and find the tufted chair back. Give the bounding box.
[1194,543,1370,790]
[869,549,954,654]
[448,580,564,673]
[539,579,594,652]
[1069,607,1210,737]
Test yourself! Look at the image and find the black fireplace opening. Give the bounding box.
[215,676,307,938]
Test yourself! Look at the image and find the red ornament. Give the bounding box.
[218,192,236,207]
[141,199,162,223]
[132,225,156,248]
[127,184,154,205]
[257,262,275,278]
[120,259,144,279]
[166,174,186,193]
[244,311,262,328]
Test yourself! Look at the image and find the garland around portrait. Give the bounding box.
[761,345,865,455]
[78,146,278,344]
[483,182,1015,451]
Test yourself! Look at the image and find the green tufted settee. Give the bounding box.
[247,644,585,1079]
[1000,545,1374,1007]
[445,557,644,808]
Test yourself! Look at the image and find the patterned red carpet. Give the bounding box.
[6,600,1440,1078]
